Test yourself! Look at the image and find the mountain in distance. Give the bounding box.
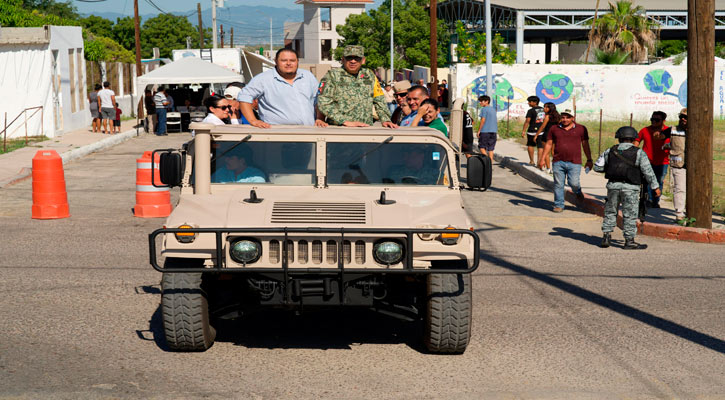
[82,4,302,46]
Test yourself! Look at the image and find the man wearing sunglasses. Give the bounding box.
[317,45,396,128]
[634,111,670,208]
[390,80,412,125]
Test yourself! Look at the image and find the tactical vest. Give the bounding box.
[669,127,686,168]
[605,145,641,185]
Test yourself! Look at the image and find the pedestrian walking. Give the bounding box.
[534,102,560,174]
[318,45,395,128]
[113,102,122,134]
[538,109,593,213]
[594,126,660,249]
[88,84,101,133]
[662,108,688,222]
[97,81,116,134]
[476,95,497,163]
[154,87,170,136]
[634,111,669,208]
[521,96,545,166]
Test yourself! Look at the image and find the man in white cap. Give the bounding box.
[224,83,247,124]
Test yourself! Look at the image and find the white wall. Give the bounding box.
[453,63,704,122]
[49,26,90,136]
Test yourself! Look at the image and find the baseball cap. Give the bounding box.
[393,80,412,94]
[343,45,364,58]
[223,86,242,100]
[561,109,574,117]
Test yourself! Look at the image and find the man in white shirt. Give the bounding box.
[153,87,170,135]
[97,81,116,134]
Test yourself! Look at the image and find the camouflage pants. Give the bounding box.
[602,187,639,239]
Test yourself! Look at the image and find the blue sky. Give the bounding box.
[71,0,384,17]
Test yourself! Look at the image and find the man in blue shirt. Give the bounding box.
[212,145,266,183]
[400,85,443,127]
[477,95,498,162]
[238,48,326,128]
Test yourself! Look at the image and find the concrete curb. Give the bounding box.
[493,153,725,244]
[1,129,140,188]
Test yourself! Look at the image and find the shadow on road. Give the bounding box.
[549,227,604,246]
[480,252,725,355]
[140,305,422,352]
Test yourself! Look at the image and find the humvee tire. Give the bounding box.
[424,272,472,353]
[161,269,216,351]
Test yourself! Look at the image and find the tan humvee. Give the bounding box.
[150,123,479,354]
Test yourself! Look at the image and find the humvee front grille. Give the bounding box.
[267,239,364,266]
[271,202,366,224]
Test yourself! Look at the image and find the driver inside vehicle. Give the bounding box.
[211,144,266,183]
[386,148,441,184]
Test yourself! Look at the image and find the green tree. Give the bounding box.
[588,0,657,63]
[22,0,79,20]
[112,16,137,51]
[334,0,449,70]
[84,33,135,63]
[454,21,516,65]
[0,0,78,27]
[141,14,199,58]
[593,49,631,64]
[80,15,114,38]
[656,40,686,58]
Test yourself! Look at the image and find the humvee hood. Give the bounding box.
[167,187,470,229]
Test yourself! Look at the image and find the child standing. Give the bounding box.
[113,102,122,134]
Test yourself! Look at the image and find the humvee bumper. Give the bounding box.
[149,227,480,274]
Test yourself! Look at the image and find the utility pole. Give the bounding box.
[197,3,204,49]
[485,0,492,106]
[220,24,224,48]
[230,27,234,48]
[389,0,394,82]
[212,0,217,48]
[687,0,715,228]
[270,18,273,54]
[429,0,438,97]
[133,0,143,119]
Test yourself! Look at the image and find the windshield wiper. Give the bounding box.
[346,135,393,169]
[210,134,252,163]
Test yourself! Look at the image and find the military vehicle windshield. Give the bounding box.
[327,142,450,185]
[210,141,316,185]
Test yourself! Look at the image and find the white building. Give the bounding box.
[0,26,90,138]
[285,0,371,67]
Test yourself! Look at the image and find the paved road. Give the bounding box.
[0,134,723,399]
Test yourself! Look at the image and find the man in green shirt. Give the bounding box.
[317,45,396,128]
[410,98,448,137]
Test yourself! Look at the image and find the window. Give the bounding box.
[210,141,316,185]
[321,39,332,61]
[321,7,331,30]
[326,142,451,186]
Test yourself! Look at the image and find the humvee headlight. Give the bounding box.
[175,224,196,243]
[373,241,404,265]
[229,239,261,264]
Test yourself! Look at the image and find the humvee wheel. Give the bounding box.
[424,272,472,354]
[161,271,216,351]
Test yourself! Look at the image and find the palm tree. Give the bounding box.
[594,49,631,64]
[588,0,658,63]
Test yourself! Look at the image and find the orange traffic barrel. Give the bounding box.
[134,151,172,218]
[31,150,70,219]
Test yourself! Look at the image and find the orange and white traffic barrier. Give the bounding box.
[31,150,70,219]
[134,151,172,218]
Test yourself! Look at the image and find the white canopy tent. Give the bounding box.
[135,56,243,98]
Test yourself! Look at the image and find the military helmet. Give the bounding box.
[615,126,638,140]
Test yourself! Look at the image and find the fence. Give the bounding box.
[2,106,44,153]
[86,61,135,98]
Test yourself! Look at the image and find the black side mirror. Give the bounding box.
[152,149,183,187]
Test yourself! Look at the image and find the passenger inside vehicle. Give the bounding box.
[385,148,442,185]
[211,144,266,183]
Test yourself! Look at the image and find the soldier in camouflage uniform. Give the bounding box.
[317,45,396,128]
[594,126,660,250]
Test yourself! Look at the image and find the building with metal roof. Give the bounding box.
[438,0,725,63]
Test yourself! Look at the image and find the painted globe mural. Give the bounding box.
[678,79,687,107]
[535,74,574,105]
[469,76,514,112]
[643,69,674,94]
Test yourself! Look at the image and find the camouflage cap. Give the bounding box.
[343,45,365,58]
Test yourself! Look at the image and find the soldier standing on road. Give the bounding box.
[594,126,660,250]
[317,45,396,128]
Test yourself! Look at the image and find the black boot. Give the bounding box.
[623,238,647,250]
[599,233,611,248]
